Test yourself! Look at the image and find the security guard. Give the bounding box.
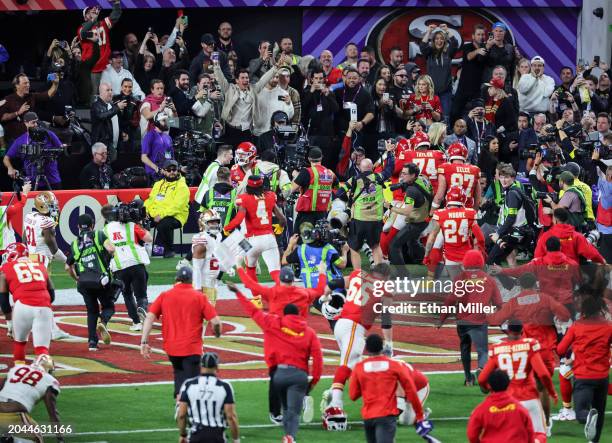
[66,214,116,351]
[201,166,237,232]
[290,147,338,232]
[101,202,153,332]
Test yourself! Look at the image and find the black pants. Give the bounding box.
[169,355,201,398]
[599,233,612,263]
[389,221,428,266]
[272,366,309,438]
[450,89,478,126]
[293,211,327,235]
[189,427,225,443]
[486,228,533,265]
[114,265,148,324]
[77,285,115,346]
[364,415,397,443]
[153,216,181,254]
[269,366,282,417]
[457,324,489,380]
[223,125,253,149]
[574,377,608,443]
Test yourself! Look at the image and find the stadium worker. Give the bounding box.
[177,352,240,443]
[194,144,234,207]
[228,282,322,443]
[101,201,152,332]
[200,167,237,230]
[467,369,535,443]
[141,267,222,400]
[144,159,190,258]
[349,334,434,443]
[65,214,116,351]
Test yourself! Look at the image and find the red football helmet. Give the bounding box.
[446,185,467,207]
[410,131,430,150]
[235,142,257,166]
[447,142,468,161]
[395,137,412,153]
[1,242,28,264]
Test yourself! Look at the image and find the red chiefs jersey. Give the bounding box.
[403,150,445,193]
[340,269,389,329]
[438,162,481,208]
[230,164,248,188]
[1,258,50,308]
[235,191,276,237]
[399,361,429,391]
[407,94,442,122]
[77,17,112,73]
[482,338,549,401]
[433,207,479,262]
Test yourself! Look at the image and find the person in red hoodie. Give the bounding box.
[487,272,569,430]
[534,208,605,264]
[228,282,322,443]
[557,289,612,443]
[468,369,535,443]
[349,334,434,442]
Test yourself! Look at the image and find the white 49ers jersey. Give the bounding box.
[192,231,221,288]
[23,213,56,263]
[0,364,60,412]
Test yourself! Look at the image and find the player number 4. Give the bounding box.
[256,200,270,225]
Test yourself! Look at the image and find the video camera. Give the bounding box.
[388,181,409,192]
[537,125,558,144]
[172,121,215,186]
[534,191,559,202]
[19,127,64,157]
[313,219,346,250]
[573,140,610,160]
[107,200,146,224]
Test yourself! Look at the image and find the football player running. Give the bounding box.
[192,209,223,304]
[321,263,393,431]
[424,186,485,279]
[0,354,64,442]
[22,191,69,340]
[0,243,55,363]
[224,175,285,283]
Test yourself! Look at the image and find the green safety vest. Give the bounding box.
[205,187,237,227]
[298,243,339,287]
[564,185,587,227]
[493,180,522,206]
[103,222,143,271]
[404,177,433,223]
[70,230,110,276]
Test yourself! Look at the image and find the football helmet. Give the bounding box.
[32,354,55,373]
[34,191,59,218]
[235,142,257,166]
[395,137,412,153]
[322,406,348,431]
[1,242,28,264]
[446,185,466,207]
[321,292,345,320]
[199,209,221,235]
[447,142,468,161]
[410,131,430,150]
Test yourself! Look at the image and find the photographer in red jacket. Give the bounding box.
[228,282,322,443]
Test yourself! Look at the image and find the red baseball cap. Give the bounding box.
[484,77,505,90]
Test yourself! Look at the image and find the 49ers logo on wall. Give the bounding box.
[366,9,516,71]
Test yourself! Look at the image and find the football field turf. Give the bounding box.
[31,373,610,442]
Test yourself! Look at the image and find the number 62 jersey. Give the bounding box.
[0,363,60,412]
[0,258,51,308]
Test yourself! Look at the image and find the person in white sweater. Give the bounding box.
[101,51,144,99]
[253,71,294,151]
[517,55,555,114]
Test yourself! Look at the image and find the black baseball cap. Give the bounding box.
[308,147,323,161]
[163,159,179,170]
[77,213,94,229]
[279,266,295,283]
[23,112,38,123]
[201,33,215,45]
[176,266,192,283]
[201,352,219,368]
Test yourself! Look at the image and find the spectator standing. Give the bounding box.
[276,37,301,67]
[388,46,404,75]
[144,160,190,258]
[176,352,240,443]
[215,22,236,58]
[249,40,273,84]
[140,79,177,136]
[252,69,293,151]
[190,74,223,138]
[100,51,144,100]
[467,369,535,443]
[444,119,478,165]
[112,78,140,153]
[389,67,412,135]
[77,1,122,98]
[465,99,495,155]
[451,24,487,125]
[79,142,113,189]
[357,59,372,90]
[141,267,221,398]
[74,35,101,106]
[588,113,611,143]
[512,58,530,91]
[91,82,126,161]
[419,24,458,122]
[230,283,322,443]
[158,36,190,91]
[593,151,612,262]
[278,67,301,124]
[169,70,196,117]
[0,73,58,143]
[134,32,162,93]
[517,56,555,114]
[407,75,442,126]
[482,22,515,85]
[337,43,359,71]
[367,78,397,144]
[320,50,342,86]
[515,112,538,174]
[484,77,518,137]
[121,33,139,72]
[141,111,174,183]
[191,33,230,82]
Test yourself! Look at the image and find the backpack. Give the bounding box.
[74,231,110,290]
[508,187,539,226]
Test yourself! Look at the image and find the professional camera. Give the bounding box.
[108,200,146,224]
[537,125,558,144]
[113,166,148,189]
[314,219,347,250]
[327,199,349,230]
[519,143,542,160]
[173,126,214,186]
[562,122,583,138]
[534,191,558,201]
[271,111,309,175]
[388,181,409,192]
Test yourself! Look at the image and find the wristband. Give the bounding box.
[431,202,440,209]
[53,249,67,264]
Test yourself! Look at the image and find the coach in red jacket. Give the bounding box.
[534,208,605,264]
[229,282,322,443]
[467,369,534,443]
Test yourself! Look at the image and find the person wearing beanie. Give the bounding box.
[176,352,240,443]
[543,170,588,229]
[141,266,221,399]
[478,320,558,442]
[517,55,555,114]
[467,369,535,443]
[437,250,503,386]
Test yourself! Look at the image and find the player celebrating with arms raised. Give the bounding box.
[224,175,286,283]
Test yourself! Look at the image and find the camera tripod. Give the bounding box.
[30,157,54,191]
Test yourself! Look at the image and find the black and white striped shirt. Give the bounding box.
[179,374,234,431]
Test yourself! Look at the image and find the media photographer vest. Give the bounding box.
[103,221,150,272]
[203,186,237,228]
[403,177,434,223]
[70,229,112,290]
[296,165,335,213]
[559,185,588,229]
[297,243,342,288]
[346,173,386,221]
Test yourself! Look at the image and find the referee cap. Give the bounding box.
[201,352,220,368]
[176,266,193,283]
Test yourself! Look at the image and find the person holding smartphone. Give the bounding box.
[482,22,515,86]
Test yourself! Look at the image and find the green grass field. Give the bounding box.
[31,373,609,442]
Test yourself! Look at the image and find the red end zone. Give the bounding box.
[0,300,471,386]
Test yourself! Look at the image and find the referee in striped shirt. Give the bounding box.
[177,352,240,443]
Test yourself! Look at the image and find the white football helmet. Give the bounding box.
[32,354,55,374]
[322,406,348,431]
[321,292,345,320]
[199,209,221,235]
[34,191,59,219]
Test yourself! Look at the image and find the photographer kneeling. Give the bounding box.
[101,201,152,331]
[66,214,117,351]
[543,171,588,231]
[3,112,64,190]
[144,159,190,259]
